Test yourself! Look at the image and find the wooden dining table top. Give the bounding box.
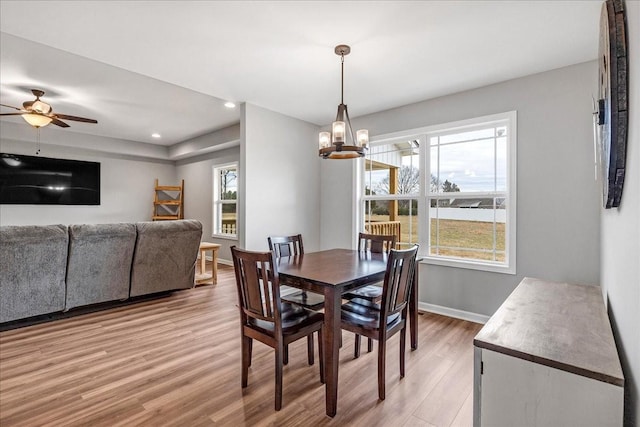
[276,248,387,288]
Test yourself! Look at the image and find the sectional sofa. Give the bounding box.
[0,219,202,324]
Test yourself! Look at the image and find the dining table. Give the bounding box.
[277,248,419,417]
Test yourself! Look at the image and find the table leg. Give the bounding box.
[200,248,206,277]
[212,248,218,284]
[410,260,419,350]
[323,287,341,417]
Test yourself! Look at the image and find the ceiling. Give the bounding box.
[0,1,602,147]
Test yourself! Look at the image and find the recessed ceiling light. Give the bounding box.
[151,133,161,138]
[224,102,236,109]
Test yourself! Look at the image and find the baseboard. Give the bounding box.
[418,302,489,324]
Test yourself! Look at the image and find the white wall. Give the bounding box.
[241,103,321,251]
[321,61,601,317]
[601,2,639,425]
[175,146,240,263]
[0,124,175,225]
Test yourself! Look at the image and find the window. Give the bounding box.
[362,111,516,274]
[213,163,238,238]
[362,139,421,249]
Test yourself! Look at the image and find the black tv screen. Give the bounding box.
[0,153,100,205]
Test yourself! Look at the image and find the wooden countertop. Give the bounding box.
[474,277,624,386]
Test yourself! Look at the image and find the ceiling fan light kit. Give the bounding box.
[0,89,98,129]
[318,44,369,160]
[22,113,53,128]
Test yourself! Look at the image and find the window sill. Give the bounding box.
[421,255,515,275]
[212,234,238,241]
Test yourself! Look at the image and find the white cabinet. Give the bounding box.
[473,277,624,427]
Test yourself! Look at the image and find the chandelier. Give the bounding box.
[318,45,368,159]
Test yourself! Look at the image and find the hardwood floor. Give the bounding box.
[0,263,482,426]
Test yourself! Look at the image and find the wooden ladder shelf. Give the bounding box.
[153,179,184,221]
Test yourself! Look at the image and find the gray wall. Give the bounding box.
[175,146,240,263]
[0,123,175,225]
[320,61,601,317]
[601,2,639,425]
[241,103,321,252]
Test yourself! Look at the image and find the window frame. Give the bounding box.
[212,162,238,240]
[362,111,517,274]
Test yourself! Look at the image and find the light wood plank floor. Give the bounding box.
[0,263,482,426]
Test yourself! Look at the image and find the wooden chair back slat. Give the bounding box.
[357,232,396,254]
[268,234,304,258]
[381,246,418,318]
[231,246,281,324]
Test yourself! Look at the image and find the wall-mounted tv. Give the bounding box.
[0,153,100,205]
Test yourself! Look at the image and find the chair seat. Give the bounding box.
[341,301,400,329]
[342,297,380,311]
[281,290,325,310]
[344,284,383,302]
[250,302,324,334]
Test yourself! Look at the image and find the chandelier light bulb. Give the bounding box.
[357,129,369,147]
[319,132,331,149]
[332,121,345,143]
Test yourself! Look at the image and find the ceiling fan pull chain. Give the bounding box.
[36,128,41,155]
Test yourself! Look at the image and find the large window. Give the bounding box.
[362,111,516,273]
[213,163,238,238]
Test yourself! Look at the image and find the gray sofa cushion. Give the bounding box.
[0,224,68,323]
[65,223,137,310]
[130,220,202,297]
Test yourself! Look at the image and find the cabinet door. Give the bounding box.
[479,349,622,427]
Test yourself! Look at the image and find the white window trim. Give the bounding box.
[363,111,517,274]
[212,162,238,240]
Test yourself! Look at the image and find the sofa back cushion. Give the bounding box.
[0,224,68,323]
[65,223,137,310]
[130,220,202,297]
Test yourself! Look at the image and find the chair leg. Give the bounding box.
[307,334,315,365]
[283,344,289,365]
[354,334,361,358]
[241,336,251,388]
[400,327,406,378]
[318,329,325,384]
[378,339,386,400]
[248,338,253,367]
[368,337,373,352]
[275,343,284,411]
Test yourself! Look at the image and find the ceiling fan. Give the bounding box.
[0,89,98,129]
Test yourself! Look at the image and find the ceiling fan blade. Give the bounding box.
[1,103,24,111]
[51,118,70,128]
[54,113,97,124]
[0,113,25,116]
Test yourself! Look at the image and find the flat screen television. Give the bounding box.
[0,153,100,205]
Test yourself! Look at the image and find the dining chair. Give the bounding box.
[340,244,418,401]
[268,235,325,311]
[344,232,397,354]
[231,246,324,411]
